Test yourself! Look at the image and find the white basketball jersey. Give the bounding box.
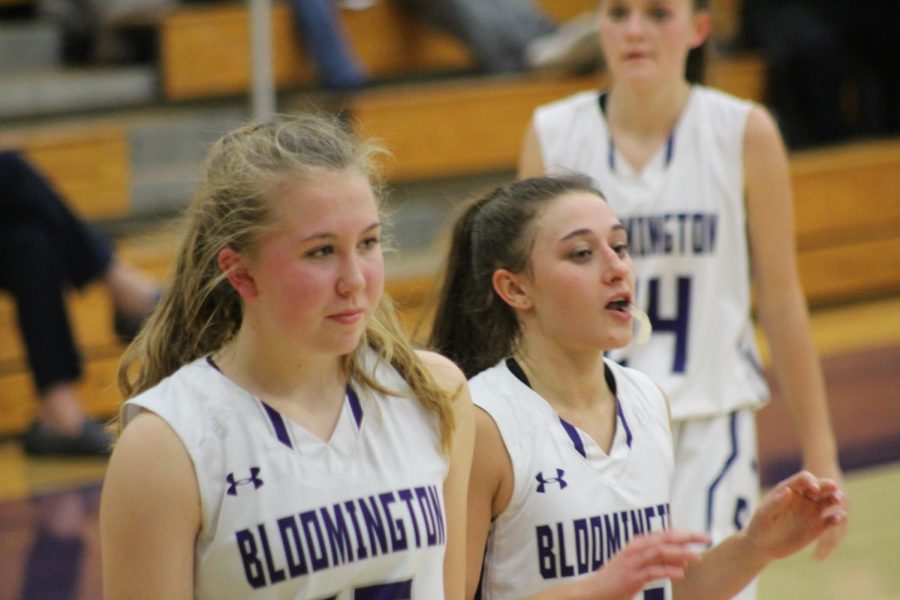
[471,358,674,600]
[532,86,770,420]
[122,351,448,599]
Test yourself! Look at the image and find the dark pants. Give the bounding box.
[0,151,112,395]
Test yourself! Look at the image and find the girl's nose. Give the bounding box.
[337,254,366,296]
[603,249,630,283]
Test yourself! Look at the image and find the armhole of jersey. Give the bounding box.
[475,396,529,520]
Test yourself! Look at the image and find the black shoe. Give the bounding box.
[113,290,161,343]
[22,419,113,458]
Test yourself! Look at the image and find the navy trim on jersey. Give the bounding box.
[598,91,675,171]
[559,417,588,458]
[617,401,633,448]
[347,385,363,428]
[705,411,739,536]
[506,357,633,454]
[664,134,675,166]
[604,363,632,448]
[261,402,293,449]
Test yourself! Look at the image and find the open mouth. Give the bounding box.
[606,298,630,312]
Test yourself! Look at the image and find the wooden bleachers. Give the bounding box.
[349,73,606,181]
[2,136,898,437]
[0,229,173,437]
[160,0,599,100]
[792,139,900,305]
[0,124,130,221]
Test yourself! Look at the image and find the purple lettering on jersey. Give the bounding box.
[299,510,329,572]
[258,523,287,584]
[380,492,409,551]
[277,516,310,577]
[360,496,390,556]
[320,504,354,566]
[536,503,672,581]
[236,528,267,588]
[397,489,422,548]
[415,487,438,546]
[426,485,446,544]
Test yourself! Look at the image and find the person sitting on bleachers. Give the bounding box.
[0,150,160,457]
[289,0,601,90]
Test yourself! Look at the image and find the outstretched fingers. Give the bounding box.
[748,471,848,561]
[590,530,709,597]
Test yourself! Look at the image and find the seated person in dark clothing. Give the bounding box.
[0,151,160,457]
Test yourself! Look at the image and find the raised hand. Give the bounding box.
[742,470,847,562]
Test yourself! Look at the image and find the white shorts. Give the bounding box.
[671,408,760,600]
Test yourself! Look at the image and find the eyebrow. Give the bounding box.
[300,221,381,243]
[559,223,626,242]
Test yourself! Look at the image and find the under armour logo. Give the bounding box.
[733,497,749,530]
[226,467,264,496]
[535,469,567,493]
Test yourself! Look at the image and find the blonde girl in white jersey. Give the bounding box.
[100,114,474,599]
[428,175,845,599]
[519,3,847,596]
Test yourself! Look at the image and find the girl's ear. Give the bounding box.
[492,268,533,311]
[690,9,713,49]
[218,247,258,299]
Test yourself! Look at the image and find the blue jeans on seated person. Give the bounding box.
[289,0,369,90]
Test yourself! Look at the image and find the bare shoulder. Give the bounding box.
[107,410,198,501]
[414,349,467,388]
[744,104,784,152]
[114,410,187,460]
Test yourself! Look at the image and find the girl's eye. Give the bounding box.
[613,242,630,257]
[570,248,593,261]
[360,236,381,251]
[648,7,671,21]
[606,6,628,20]
[307,245,334,259]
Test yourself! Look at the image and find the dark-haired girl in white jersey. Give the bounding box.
[429,175,845,599]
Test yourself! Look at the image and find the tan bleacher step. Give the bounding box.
[0,124,130,220]
[0,356,121,438]
[708,53,766,103]
[161,3,312,100]
[349,73,606,181]
[161,1,469,100]
[791,138,900,249]
[800,237,900,306]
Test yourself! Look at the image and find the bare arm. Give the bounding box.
[100,411,201,599]
[673,471,846,599]
[417,350,475,600]
[518,120,548,179]
[743,105,847,558]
